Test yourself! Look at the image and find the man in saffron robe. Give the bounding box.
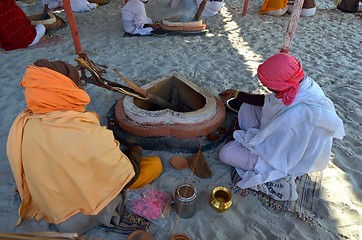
[6,59,162,234]
[219,53,345,201]
[0,0,46,51]
[260,0,288,16]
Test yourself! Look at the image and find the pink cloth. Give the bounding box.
[127,187,171,220]
[257,53,305,105]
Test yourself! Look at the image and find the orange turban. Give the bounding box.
[20,65,90,114]
[257,53,305,106]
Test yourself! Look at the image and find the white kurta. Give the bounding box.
[195,0,223,17]
[120,0,153,35]
[231,77,345,189]
[42,0,97,12]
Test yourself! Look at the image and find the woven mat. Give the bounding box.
[231,169,323,225]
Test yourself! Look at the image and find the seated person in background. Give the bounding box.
[0,0,45,51]
[171,0,223,18]
[120,0,160,36]
[16,0,36,7]
[288,0,316,17]
[218,53,345,201]
[337,0,362,13]
[197,0,223,17]
[260,0,288,16]
[41,0,97,12]
[6,59,162,234]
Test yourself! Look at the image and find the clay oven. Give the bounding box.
[113,72,226,139]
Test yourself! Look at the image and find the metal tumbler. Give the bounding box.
[174,183,197,218]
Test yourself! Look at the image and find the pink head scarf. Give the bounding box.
[257,53,305,106]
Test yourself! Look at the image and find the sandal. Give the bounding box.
[102,212,150,235]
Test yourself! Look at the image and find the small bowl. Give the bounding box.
[170,233,190,240]
[170,156,189,170]
[127,230,152,240]
[218,127,227,135]
[209,186,232,213]
[207,133,219,142]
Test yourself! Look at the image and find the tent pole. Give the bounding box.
[242,0,249,16]
[62,0,83,55]
[280,0,304,53]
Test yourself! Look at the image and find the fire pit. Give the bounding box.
[107,73,235,152]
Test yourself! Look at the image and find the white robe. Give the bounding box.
[42,0,97,12]
[233,77,345,189]
[120,0,153,35]
[195,0,223,17]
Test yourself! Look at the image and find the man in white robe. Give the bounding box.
[120,0,159,35]
[42,0,98,12]
[219,53,345,201]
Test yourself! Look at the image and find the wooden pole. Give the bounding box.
[242,0,249,16]
[62,0,83,55]
[194,0,208,21]
[280,0,304,53]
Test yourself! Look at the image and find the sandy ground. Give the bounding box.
[0,0,361,239]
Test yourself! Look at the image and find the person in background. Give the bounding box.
[6,59,162,234]
[218,53,345,201]
[0,0,46,51]
[41,0,98,12]
[337,0,362,13]
[120,0,161,36]
[170,0,224,18]
[288,0,316,17]
[260,0,288,16]
[196,0,223,17]
[16,0,36,7]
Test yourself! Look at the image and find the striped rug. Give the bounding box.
[231,169,323,225]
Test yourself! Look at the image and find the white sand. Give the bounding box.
[0,0,361,239]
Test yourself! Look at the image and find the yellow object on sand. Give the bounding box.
[260,0,288,14]
[129,156,163,189]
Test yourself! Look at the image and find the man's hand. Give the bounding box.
[218,89,236,101]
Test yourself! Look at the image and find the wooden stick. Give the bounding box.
[0,232,79,240]
[194,0,208,21]
[113,69,148,97]
[280,0,304,53]
[113,69,181,111]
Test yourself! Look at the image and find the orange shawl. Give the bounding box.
[6,66,135,224]
[21,65,90,114]
[260,0,288,14]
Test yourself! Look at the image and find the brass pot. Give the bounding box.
[209,186,232,212]
[170,233,190,240]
